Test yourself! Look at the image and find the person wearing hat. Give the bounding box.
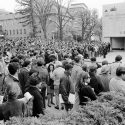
[109,66,125,93]
[110,55,123,78]
[99,65,111,92]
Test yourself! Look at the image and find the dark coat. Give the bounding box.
[89,72,104,95]
[78,84,97,105]
[18,67,29,94]
[3,74,23,102]
[27,86,44,117]
[0,99,25,121]
[59,71,75,104]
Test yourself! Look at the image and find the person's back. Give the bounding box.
[109,66,125,94]
[0,100,25,121]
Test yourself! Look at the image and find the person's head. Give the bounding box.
[77,71,90,87]
[102,60,108,66]
[48,63,55,72]
[74,55,81,64]
[116,66,125,80]
[115,55,122,62]
[82,64,88,72]
[22,60,31,70]
[89,66,97,75]
[29,76,41,89]
[37,59,45,67]
[8,62,19,75]
[65,63,73,75]
[91,57,96,62]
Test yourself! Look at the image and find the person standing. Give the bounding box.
[52,63,65,109]
[59,64,74,112]
[37,60,48,109]
[47,64,55,107]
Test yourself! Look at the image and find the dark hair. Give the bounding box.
[48,64,55,72]
[74,55,81,63]
[89,66,97,73]
[65,63,73,70]
[29,76,39,86]
[37,60,45,66]
[22,60,30,67]
[115,55,122,62]
[8,62,19,75]
[82,64,88,72]
[76,72,89,92]
[10,57,19,63]
[102,60,108,65]
[91,57,96,62]
[116,66,125,76]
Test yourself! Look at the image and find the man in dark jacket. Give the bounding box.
[27,76,45,117]
[18,60,31,94]
[59,63,74,111]
[89,66,104,95]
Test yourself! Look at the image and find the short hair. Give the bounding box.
[116,66,125,76]
[115,55,122,62]
[22,60,31,67]
[89,66,97,73]
[102,60,108,65]
[65,63,73,70]
[74,55,81,63]
[37,60,45,66]
[29,76,39,86]
[8,62,19,75]
[91,57,96,62]
[10,57,19,63]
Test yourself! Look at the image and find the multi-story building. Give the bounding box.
[0,2,88,40]
[102,2,125,50]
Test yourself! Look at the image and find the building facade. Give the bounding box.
[102,2,125,50]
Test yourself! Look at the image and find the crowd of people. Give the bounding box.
[0,37,122,122]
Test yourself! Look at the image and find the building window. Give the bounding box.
[20,29,22,34]
[24,29,26,34]
[17,29,18,34]
[13,30,15,35]
[10,30,11,35]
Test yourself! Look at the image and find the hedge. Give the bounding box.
[3,91,125,125]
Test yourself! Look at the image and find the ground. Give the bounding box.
[85,50,125,65]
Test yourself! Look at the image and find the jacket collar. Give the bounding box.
[8,74,19,82]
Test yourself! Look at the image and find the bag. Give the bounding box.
[68,93,75,104]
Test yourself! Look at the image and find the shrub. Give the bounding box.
[4,92,125,125]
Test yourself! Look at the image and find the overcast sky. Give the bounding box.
[0,0,124,17]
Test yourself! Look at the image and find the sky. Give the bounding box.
[0,0,125,17]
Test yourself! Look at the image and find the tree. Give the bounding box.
[16,0,37,37]
[33,0,54,40]
[94,18,102,42]
[73,8,98,42]
[50,0,73,41]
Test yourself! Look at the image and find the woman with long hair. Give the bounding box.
[47,64,55,107]
[76,71,97,106]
